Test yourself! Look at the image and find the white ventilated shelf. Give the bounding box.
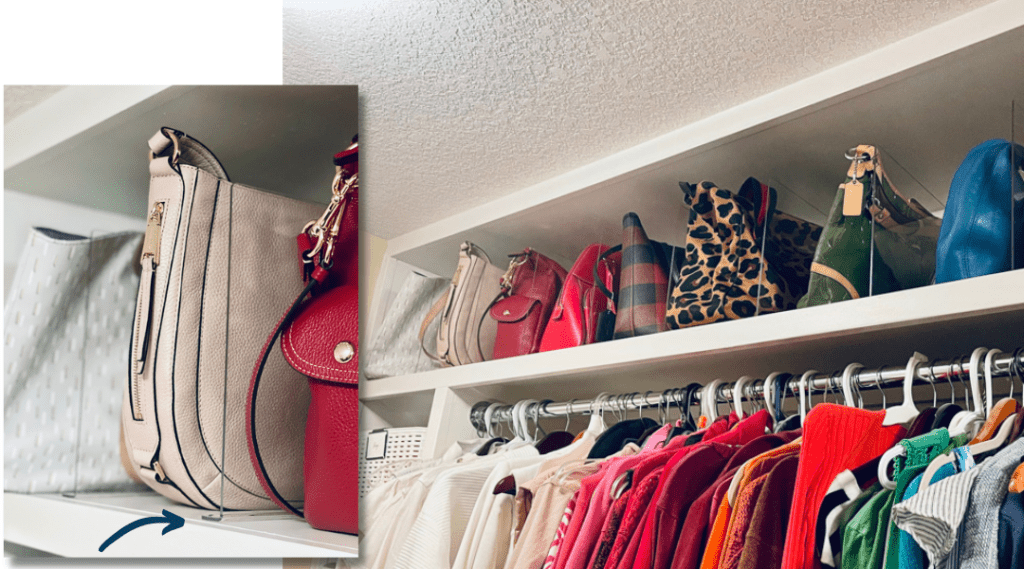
[362,1,1024,451]
[3,492,358,558]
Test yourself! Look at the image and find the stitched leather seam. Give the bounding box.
[190,183,265,500]
[165,169,219,509]
[280,330,358,382]
[132,172,189,462]
[810,262,860,299]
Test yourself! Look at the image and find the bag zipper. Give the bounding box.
[130,202,165,421]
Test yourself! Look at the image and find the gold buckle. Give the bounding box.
[304,171,357,267]
[149,128,183,167]
[501,251,530,290]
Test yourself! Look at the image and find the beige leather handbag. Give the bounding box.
[121,127,322,510]
[419,242,503,366]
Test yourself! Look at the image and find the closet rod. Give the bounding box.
[470,347,1024,430]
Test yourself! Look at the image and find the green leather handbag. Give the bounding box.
[798,145,941,307]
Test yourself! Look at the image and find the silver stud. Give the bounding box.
[334,341,355,364]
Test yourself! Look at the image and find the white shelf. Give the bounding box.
[3,492,357,558]
[362,270,1024,403]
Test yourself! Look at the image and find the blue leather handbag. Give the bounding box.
[935,139,1024,283]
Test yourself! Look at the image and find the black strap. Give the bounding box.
[594,245,622,302]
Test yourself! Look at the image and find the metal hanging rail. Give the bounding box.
[470,347,1024,431]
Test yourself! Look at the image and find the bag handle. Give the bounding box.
[418,291,452,366]
[148,127,230,180]
[594,245,621,302]
[247,278,320,518]
[248,143,357,519]
[474,250,537,362]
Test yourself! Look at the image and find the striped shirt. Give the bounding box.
[892,438,1024,569]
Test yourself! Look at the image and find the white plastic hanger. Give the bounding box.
[919,413,1016,492]
[700,382,711,422]
[587,393,610,436]
[764,372,783,420]
[949,348,988,436]
[841,363,863,407]
[483,402,502,439]
[882,352,928,426]
[919,350,1017,492]
[733,375,754,419]
[799,370,818,426]
[510,400,527,442]
[983,349,1003,416]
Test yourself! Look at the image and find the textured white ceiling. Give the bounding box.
[4,85,67,123]
[284,0,999,239]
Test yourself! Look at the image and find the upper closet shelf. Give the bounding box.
[4,86,358,218]
[382,1,1024,278]
[362,260,1024,403]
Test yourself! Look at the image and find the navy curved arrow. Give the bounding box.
[99,509,185,552]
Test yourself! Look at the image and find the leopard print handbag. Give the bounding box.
[666,178,821,329]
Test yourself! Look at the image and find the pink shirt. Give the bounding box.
[562,453,646,569]
[551,468,606,569]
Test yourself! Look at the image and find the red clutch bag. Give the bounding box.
[247,140,359,534]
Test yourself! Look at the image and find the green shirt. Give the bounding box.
[843,487,896,569]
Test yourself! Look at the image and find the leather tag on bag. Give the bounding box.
[842,180,864,216]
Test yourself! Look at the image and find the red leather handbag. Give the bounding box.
[247,140,359,534]
[538,243,620,351]
[489,248,567,360]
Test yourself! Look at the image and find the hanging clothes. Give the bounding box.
[997,492,1024,569]
[671,430,801,569]
[504,438,600,569]
[893,438,1024,569]
[780,403,908,569]
[357,349,1024,569]
[735,452,802,569]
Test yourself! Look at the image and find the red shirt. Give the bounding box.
[779,404,906,569]
[606,465,667,569]
[563,453,646,569]
[668,429,802,569]
[592,487,632,569]
[633,410,773,569]
[736,454,801,569]
[717,452,798,569]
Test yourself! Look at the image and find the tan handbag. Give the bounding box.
[419,242,503,366]
[121,127,322,510]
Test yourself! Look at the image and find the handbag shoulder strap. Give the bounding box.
[248,143,357,518]
[594,245,622,302]
[419,290,451,366]
[247,277,320,518]
[148,127,230,180]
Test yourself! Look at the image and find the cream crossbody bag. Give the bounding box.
[419,242,503,366]
[121,128,322,510]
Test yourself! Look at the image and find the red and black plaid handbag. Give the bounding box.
[611,213,670,339]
